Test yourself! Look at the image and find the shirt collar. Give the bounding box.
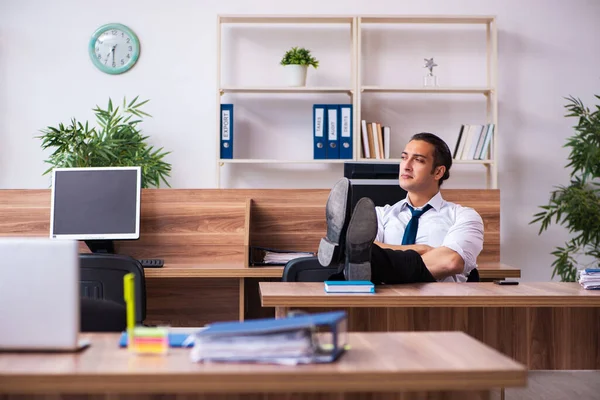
[399,191,445,212]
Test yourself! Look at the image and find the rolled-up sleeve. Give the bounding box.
[441,206,484,275]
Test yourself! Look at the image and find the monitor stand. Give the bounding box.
[85,240,115,254]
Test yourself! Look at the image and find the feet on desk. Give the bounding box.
[344,197,377,281]
[318,177,352,268]
[318,178,377,281]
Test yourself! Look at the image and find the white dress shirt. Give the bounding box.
[375,191,484,283]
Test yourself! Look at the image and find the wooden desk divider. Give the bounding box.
[0,188,518,326]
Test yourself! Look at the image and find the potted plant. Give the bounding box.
[531,94,600,281]
[37,96,172,188]
[280,46,319,87]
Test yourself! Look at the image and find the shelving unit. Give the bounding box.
[216,15,357,187]
[216,14,498,188]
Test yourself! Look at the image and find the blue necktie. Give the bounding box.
[401,204,433,245]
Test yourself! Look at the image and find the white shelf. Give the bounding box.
[361,86,493,95]
[359,15,495,24]
[357,158,493,165]
[220,87,353,94]
[219,159,349,164]
[217,14,498,189]
[219,15,354,24]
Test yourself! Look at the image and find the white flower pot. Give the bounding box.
[284,65,308,87]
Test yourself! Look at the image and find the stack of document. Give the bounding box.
[263,250,314,264]
[578,268,600,290]
[190,311,348,365]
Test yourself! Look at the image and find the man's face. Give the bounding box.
[399,140,443,192]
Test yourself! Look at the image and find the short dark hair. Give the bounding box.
[409,132,452,186]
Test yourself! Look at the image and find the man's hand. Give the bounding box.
[374,242,433,255]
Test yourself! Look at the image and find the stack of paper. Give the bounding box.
[190,311,348,365]
[263,251,314,264]
[578,268,600,290]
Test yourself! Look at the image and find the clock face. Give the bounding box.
[89,23,140,74]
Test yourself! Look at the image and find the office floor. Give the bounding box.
[492,371,600,400]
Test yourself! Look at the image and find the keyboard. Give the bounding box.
[138,259,164,268]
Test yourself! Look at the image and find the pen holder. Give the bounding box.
[128,326,169,355]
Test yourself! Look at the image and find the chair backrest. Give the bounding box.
[467,268,480,282]
[282,256,338,282]
[79,253,146,323]
[80,297,126,332]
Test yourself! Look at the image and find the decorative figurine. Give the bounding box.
[423,57,439,87]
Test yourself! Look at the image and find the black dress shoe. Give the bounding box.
[344,197,377,281]
[318,178,352,267]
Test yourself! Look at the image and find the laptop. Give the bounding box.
[0,237,89,351]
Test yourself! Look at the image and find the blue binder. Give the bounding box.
[313,104,327,159]
[339,104,353,159]
[326,105,339,159]
[220,104,234,159]
[197,311,348,363]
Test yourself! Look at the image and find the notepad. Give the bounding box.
[324,280,374,293]
[119,330,199,348]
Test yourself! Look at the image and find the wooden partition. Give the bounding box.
[0,188,512,326]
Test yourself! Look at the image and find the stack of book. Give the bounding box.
[578,268,600,290]
[360,120,391,159]
[453,123,494,160]
[190,311,348,365]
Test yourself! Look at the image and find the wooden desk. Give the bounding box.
[260,282,600,370]
[0,188,518,326]
[0,332,526,400]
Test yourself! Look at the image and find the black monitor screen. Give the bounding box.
[344,162,406,210]
[50,167,141,240]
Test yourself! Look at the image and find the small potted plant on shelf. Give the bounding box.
[280,46,319,87]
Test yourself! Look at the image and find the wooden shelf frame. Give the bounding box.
[216,15,499,189]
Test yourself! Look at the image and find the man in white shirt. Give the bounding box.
[318,133,484,284]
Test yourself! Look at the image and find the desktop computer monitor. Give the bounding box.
[50,166,141,253]
[343,162,407,210]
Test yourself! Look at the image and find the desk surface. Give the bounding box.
[144,262,520,279]
[0,332,525,394]
[260,282,600,308]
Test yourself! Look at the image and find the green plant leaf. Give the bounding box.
[280,46,319,69]
[37,97,171,188]
[531,93,600,281]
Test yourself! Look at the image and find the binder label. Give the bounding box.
[341,107,351,138]
[314,108,324,137]
[328,109,337,142]
[222,109,231,141]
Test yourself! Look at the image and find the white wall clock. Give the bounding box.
[89,23,140,74]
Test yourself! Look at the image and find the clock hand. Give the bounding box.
[111,45,116,66]
[104,50,112,65]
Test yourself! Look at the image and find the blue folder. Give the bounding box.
[339,104,353,159]
[313,104,327,159]
[220,103,234,159]
[199,310,347,336]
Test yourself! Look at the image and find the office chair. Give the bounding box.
[79,253,146,331]
[466,268,480,282]
[282,256,338,282]
[80,297,127,332]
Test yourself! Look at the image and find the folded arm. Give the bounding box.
[375,242,464,279]
[427,207,484,280]
[377,207,484,280]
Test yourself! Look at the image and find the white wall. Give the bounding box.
[1,0,599,281]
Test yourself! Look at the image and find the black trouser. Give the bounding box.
[329,245,436,284]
